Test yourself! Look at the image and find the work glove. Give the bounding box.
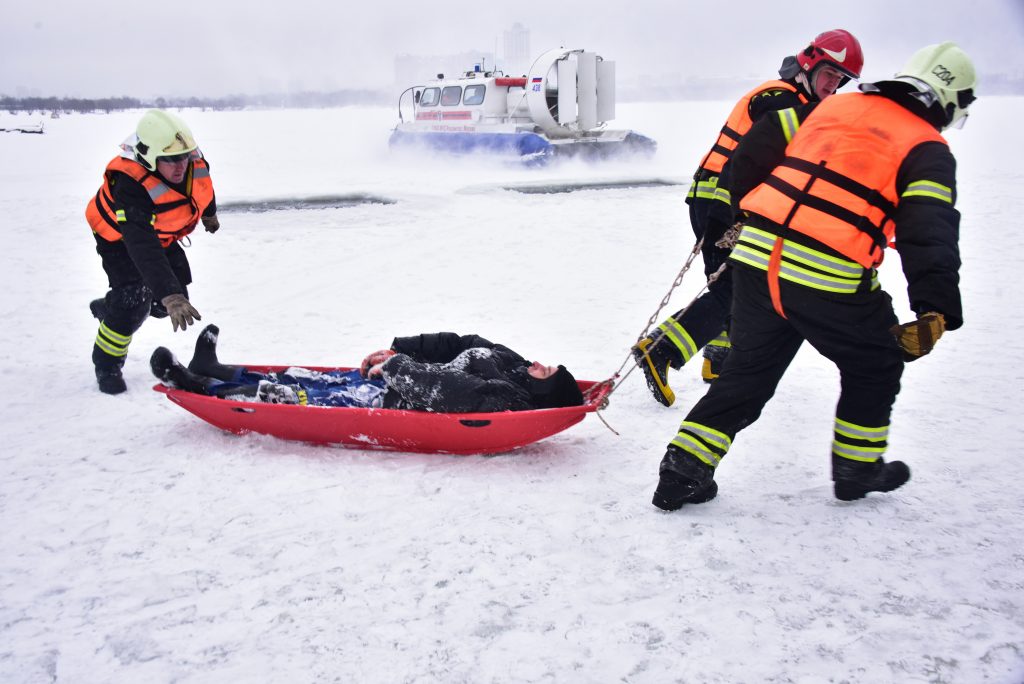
[160,293,201,332]
[360,349,396,378]
[202,215,220,233]
[714,220,745,250]
[890,312,945,362]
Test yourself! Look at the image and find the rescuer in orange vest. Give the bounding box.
[651,42,977,509]
[86,109,220,394]
[633,30,864,407]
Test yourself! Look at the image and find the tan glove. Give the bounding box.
[161,294,201,332]
[890,312,945,361]
[201,215,220,233]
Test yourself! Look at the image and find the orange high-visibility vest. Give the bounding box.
[86,155,214,248]
[740,93,947,269]
[696,80,807,175]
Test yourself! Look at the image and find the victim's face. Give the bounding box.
[527,362,558,380]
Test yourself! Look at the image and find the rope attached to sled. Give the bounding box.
[589,236,728,432]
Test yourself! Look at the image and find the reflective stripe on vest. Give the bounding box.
[729,225,880,294]
[740,93,948,270]
[696,80,806,175]
[687,174,719,201]
[685,175,732,208]
[85,156,214,248]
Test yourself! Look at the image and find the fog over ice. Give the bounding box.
[2,0,1021,98]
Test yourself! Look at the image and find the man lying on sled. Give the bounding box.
[150,325,584,413]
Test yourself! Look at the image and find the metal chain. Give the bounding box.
[581,232,733,438]
[586,237,728,434]
[608,259,726,395]
[603,237,714,391]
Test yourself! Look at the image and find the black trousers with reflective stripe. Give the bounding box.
[677,265,905,456]
[92,235,191,368]
[662,196,734,367]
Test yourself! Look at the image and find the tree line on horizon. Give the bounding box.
[0,89,393,115]
[4,72,1023,117]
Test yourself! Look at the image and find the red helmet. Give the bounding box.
[797,29,864,81]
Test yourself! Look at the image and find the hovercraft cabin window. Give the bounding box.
[440,86,463,106]
[463,84,486,106]
[419,88,440,107]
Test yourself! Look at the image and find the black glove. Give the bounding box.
[890,312,945,361]
[202,215,220,233]
[160,294,201,332]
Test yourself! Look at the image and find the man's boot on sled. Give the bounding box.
[188,324,244,382]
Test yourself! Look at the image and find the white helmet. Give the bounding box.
[134,109,198,169]
[890,42,977,130]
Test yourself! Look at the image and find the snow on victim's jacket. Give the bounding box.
[379,333,537,413]
[86,153,215,248]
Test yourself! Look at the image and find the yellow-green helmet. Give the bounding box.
[134,109,198,169]
[892,42,977,130]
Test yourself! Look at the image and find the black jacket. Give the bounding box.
[379,333,536,413]
[108,167,217,301]
[720,90,963,329]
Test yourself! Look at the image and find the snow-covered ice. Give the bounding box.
[1,99,1022,683]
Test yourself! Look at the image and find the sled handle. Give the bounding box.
[231,407,257,414]
[459,419,491,428]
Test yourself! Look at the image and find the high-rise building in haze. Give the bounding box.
[502,23,531,77]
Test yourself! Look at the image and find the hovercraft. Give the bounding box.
[388,48,656,163]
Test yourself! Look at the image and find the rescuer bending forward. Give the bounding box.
[85,109,220,394]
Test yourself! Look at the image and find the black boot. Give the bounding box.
[632,336,677,407]
[151,347,218,394]
[89,298,107,320]
[652,445,718,511]
[832,455,911,501]
[95,366,127,394]
[188,324,243,382]
[92,344,126,394]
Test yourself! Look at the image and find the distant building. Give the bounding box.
[502,23,531,77]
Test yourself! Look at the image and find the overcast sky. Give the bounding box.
[3,0,1021,98]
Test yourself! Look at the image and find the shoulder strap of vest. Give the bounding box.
[755,79,799,96]
[780,157,897,217]
[107,156,156,185]
[766,157,893,256]
[721,80,804,143]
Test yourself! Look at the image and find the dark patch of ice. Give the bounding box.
[218,194,396,213]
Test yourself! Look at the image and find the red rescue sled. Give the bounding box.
[154,365,611,455]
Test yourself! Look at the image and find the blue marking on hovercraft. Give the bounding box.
[389,130,553,158]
